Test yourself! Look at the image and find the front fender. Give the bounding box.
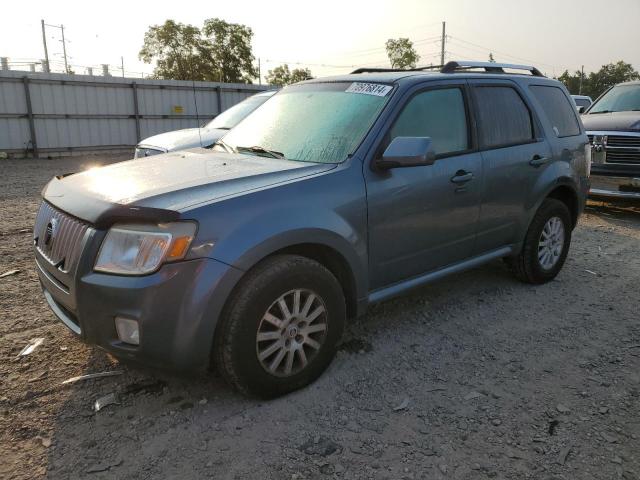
[184,164,369,302]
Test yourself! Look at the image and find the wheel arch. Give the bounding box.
[545,183,579,228]
[272,243,360,319]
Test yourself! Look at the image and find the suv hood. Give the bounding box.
[43,149,335,226]
[140,127,228,151]
[581,111,640,132]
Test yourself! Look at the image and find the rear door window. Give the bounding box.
[531,86,581,137]
[474,86,534,148]
[389,88,469,156]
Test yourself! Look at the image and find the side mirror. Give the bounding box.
[376,137,436,169]
[577,106,585,114]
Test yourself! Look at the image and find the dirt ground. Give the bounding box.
[1,155,639,480]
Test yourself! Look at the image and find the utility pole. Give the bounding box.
[41,20,50,72]
[60,24,69,73]
[121,56,125,77]
[440,21,446,66]
[579,65,584,95]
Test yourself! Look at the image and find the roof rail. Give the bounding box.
[350,65,442,74]
[441,61,544,77]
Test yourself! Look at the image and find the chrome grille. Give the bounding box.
[607,135,640,148]
[33,202,89,273]
[606,151,640,164]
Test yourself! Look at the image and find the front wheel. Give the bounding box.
[214,255,346,398]
[508,198,572,284]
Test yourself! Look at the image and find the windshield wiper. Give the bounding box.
[236,145,286,159]
[214,139,237,153]
[589,110,612,114]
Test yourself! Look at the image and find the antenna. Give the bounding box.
[189,58,203,147]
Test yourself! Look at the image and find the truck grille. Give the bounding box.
[587,133,640,165]
[607,135,640,148]
[606,151,640,164]
[33,202,90,274]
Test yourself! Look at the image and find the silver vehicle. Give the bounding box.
[134,90,276,158]
[571,94,593,113]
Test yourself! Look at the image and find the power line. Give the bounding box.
[448,35,561,70]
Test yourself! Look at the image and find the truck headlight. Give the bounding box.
[94,222,197,275]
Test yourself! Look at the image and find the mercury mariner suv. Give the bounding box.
[34,61,590,398]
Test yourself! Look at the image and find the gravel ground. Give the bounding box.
[1,155,639,480]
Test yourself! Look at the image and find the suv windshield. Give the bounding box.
[219,82,393,163]
[206,94,271,130]
[588,84,640,113]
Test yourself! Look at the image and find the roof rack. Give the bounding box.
[441,61,544,77]
[350,61,544,77]
[350,65,442,74]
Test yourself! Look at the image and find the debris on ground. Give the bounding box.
[17,338,44,357]
[93,393,119,412]
[557,444,573,465]
[464,391,483,401]
[85,458,122,474]
[299,436,342,457]
[0,269,20,279]
[61,370,124,385]
[393,397,410,411]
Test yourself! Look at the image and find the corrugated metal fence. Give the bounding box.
[0,71,269,158]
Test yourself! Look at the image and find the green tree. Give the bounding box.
[139,18,257,83]
[588,61,639,98]
[202,18,258,83]
[557,61,639,99]
[290,67,313,84]
[266,64,313,86]
[557,69,584,95]
[385,38,420,69]
[139,20,211,80]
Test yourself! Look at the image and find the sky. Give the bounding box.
[2,0,639,82]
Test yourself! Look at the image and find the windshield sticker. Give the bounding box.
[345,82,393,97]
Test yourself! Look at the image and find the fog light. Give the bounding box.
[115,317,140,345]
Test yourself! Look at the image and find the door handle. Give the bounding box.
[529,155,550,167]
[450,170,474,184]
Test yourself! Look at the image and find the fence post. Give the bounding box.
[22,76,39,158]
[131,81,141,143]
[216,85,222,115]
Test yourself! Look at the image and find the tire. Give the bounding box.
[508,198,572,284]
[214,254,346,398]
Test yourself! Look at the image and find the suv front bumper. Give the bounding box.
[37,251,244,372]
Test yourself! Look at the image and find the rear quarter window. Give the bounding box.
[531,86,581,137]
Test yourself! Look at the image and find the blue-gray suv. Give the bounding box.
[34,61,590,397]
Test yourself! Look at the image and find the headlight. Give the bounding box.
[94,222,197,275]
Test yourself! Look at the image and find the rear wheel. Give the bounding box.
[508,198,572,284]
[214,255,345,398]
